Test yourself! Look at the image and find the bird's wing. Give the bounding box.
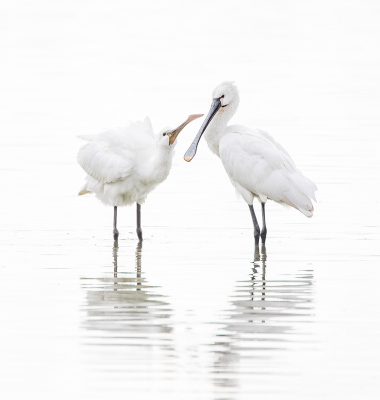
[219,126,317,208]
[77,120,155,184]
[225,125,299,173]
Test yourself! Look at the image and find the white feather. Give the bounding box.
[77,115,201,209]
[77,118,172,207]
[203,82,317,218]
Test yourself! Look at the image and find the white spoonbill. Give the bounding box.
[78,114,202,241]
[184,81,317,245]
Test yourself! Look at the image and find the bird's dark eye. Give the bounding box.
[220,95,225,98]
[163,133,166,136]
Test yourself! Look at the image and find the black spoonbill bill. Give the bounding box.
[78,114,202,241]
[184,81,317,245]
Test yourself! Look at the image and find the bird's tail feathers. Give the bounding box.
[289,173,318,202]
[283,176,316,217]
[78,182,91,196]
[283,193,313,217]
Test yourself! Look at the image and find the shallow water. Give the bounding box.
[81,242,315,397]
[1,1,380,399]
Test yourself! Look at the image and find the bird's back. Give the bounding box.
[219,125,317,217]
[77,117,155,184]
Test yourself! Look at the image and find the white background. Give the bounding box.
[1,1,379,399]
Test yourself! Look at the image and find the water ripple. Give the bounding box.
[210,245,315,389]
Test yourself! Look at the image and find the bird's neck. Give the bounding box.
[204,98,239,157]
[149,145,174,183]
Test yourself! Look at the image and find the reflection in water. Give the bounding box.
[80,243,315,395]
[81,242,174,370]
[212,245,314,388]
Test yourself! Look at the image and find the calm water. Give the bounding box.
[1,1,380,399]
[81,242,315,398]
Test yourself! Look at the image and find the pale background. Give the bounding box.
[1,1,379,399]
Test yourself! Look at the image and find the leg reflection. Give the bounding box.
[82,241,173,335]
[136,241,142,291]
[212,244,314,389]
[113,240,118,281]
[81,242,175,379]
[250,245,267,321]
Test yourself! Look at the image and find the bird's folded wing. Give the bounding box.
[225,125,298,173]
[77,120,156,184]
[77,140,134,183]
[219,129,317,202]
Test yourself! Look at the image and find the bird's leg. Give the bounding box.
[249,204,260,246]
[136,203,143,242]
[261,203,267,244]
[113,206,119,241]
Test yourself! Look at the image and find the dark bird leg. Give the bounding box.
[113,206,119,241]
[136,203,143,242]
[249,204,260,246]
[261,203,267,244]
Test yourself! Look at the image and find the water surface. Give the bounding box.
[1,1,380,399]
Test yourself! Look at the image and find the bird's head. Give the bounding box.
[184,81,239,162]
[212,81,239,111]
[157,114,203,147]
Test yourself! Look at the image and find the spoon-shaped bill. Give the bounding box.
[183,98,222,162]
[168,114,204,145]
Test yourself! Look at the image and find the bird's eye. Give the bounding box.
[163,133,166,136]
[220,95,225,98]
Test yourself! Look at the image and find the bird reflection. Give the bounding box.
[113,240,118,280]
[212,245,314,388]
[82,241,173,340]
[252,245,267,322]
